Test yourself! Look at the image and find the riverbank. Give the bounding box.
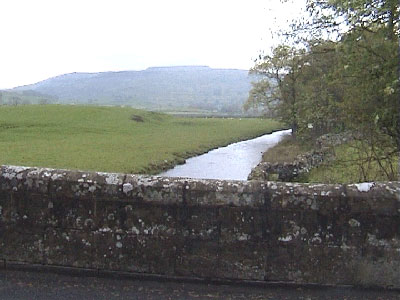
[261,135,311,163]
[256,132,399,183]
[0,105,283,175]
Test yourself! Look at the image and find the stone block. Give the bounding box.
[346,182,400,215]
[218,240,266,280]
[43,228,97,269]
[0,166,36,193]
[95,232,177,275]
[0,193,50,229]
[48,170,125,200]
[219,207,264,243]
[182,205,219,241]
[95,201,179,237]
[50,196,96,230]
[265,244,360,284]
[123,174,185,204]
[0,224,44,263]
[186,179,264,207]
[175,239,219,278]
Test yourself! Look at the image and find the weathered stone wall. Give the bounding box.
[247,151,326,181]
[248,132,353,181]
[1,165,399,287]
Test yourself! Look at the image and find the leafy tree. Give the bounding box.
[245,45,306,137]
[295,40,344,138]
[245,40,344,139]
[248,0,399,180]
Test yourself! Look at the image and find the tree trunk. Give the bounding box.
[292,121,298,139]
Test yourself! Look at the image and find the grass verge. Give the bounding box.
[300,142,399,184]
[262,134,398,183]
[262,135,311,163]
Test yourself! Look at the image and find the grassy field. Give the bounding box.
[0,105,282,174]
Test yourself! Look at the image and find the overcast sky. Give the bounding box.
[0,0,306,89]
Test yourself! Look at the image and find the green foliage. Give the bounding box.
[312,0,399,37]
[337,27,398,144]
[247,0,399,181]
[295,41,344,138]
[0,105,282,174]
[245,45,306,136]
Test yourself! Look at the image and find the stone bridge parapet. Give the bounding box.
[0,165,399,288]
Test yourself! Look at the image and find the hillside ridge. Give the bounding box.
[8,66,254,113]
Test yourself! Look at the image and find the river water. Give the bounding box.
[159,129,291,180]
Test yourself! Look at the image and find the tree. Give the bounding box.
[295,40,344,138]
[244,45,306,137]
[312,1,399,180]
[11,96,22,106]
[245,40,345,139]
[248,0,399,180]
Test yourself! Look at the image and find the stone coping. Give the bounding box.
[1,165,399,211]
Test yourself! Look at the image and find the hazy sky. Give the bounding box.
[0,0,306,89]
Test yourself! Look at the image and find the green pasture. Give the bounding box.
[0,105,282,174]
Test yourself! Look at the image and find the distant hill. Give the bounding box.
[10,66,255,113]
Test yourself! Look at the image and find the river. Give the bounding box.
[159,129,291,180]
